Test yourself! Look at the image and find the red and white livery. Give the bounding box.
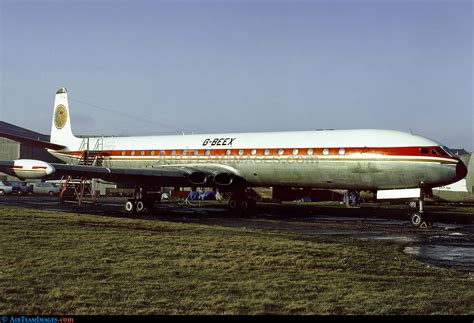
[0,88,467,226]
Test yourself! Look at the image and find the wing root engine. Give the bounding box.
[0,159,241,187]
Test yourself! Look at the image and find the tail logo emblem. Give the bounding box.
[54,104,68,129]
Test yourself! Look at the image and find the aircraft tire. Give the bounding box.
[241,198,257,216]
[229,199,238,209]
[136,200,145,213]
[125,200,135,213]
[410,212,423,227]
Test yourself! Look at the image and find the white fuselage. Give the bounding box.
[50,129,461,190]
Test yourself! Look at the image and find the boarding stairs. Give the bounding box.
[58,175,97,205]
[58,137,104,205]
[77,137,105,166]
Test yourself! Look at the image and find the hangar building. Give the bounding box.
[0,121,61,180]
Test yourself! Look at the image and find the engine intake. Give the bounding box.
[214,172,233,186]
[188,172,208,185]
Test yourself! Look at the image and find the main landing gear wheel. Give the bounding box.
[124,186,160,214]
[229,198,238,210]
[125,199,152,214]
[228,197,257,216]
[135,200,148,214]
[125,200,135,213]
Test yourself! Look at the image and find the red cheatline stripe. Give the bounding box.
[59,146,457,160]
[32,166,47,169]
[12,165,23,169]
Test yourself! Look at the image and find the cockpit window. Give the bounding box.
[420,147,453,157]
[430,147,451,157]
[441,146,455,157]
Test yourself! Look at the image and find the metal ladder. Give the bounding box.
[78,137,104,166]
[58,136,105,205]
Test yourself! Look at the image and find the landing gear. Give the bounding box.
[409,196,431,228]
[343,190,361,207]
[125,200,135,213]
[410,212,424,227]
[135,200,147,214]
[125,198,154,214]
[124,186,161,214]
[228,189,257,215]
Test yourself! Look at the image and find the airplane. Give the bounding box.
[0,88,468,227]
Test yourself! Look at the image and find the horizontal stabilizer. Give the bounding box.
[0,131,66,150]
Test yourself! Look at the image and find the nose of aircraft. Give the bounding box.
[456,160,468,180]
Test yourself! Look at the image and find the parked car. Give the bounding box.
[10,181,33,195]
[31,182,60,196]
[0,181,13,196]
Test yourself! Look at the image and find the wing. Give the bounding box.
[0,159,244,188]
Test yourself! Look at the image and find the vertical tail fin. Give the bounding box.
[50,88,79,148]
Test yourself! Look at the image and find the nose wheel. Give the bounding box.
[409,197,431,228]
[410,212,424,227]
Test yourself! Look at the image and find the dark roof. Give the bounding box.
[0,121,49,141]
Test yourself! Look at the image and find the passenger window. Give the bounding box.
[420,148,429,154]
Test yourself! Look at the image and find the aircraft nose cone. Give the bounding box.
[456,160,468,180]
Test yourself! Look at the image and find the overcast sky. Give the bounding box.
[0,0,472,150]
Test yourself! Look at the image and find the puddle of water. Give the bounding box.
[359,235,418,243]
[303,216,407,226]
[403,245,474,265]
[449,232,466,236]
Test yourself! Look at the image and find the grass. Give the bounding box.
[0,205,472,315]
